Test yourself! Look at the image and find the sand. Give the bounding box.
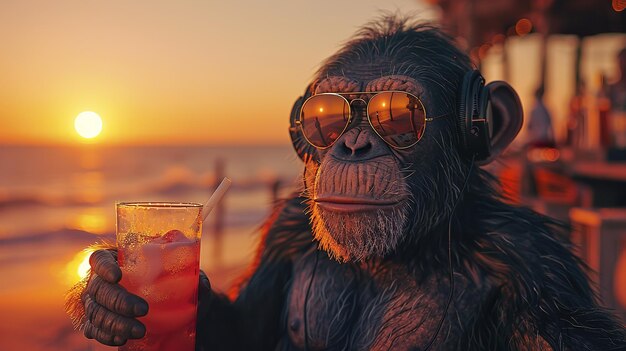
[0,227,257,351]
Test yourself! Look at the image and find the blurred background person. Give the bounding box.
[527,85,556,148]
[566,80,587,148]
[609,47,626,148]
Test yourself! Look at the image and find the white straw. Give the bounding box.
[201,177,232,221]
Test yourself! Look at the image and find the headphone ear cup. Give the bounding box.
[478,85,492,141]
[289,87,317,162]
[457,70,492,161]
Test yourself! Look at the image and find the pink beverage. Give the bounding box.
[116,202,203,351]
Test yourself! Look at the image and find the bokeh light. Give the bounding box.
[515,18,533,36]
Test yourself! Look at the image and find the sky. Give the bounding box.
[0,0,437,145]
[1,1,624,146]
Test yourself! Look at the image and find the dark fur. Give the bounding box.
[197,172,625,350]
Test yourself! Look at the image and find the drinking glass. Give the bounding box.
[116,202,202,351]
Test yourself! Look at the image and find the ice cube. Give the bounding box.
[149,269,198,306]
[162,229,186,243]
[162,240,199,274]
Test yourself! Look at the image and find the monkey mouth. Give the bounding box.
[314,196,401,213]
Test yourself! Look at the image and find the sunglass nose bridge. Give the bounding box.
[349,99,368,123]
[349,98,367,107]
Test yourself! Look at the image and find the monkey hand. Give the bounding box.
[197,269,213,322]
[66,249,149,346]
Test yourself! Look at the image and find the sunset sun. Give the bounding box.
[74,111,103,139]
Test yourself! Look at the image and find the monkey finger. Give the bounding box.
[83,294,146,339]
[199,270,211,291]
[90,249,122,283]
[84,320,128,346]
[197,270,213,319]
[86,274,148,317]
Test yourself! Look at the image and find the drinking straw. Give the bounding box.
[201,177,232,221]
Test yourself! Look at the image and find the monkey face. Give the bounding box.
[303,74,465,262]
[296,24,522,262]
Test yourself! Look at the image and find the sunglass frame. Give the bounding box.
[297,90,437,150]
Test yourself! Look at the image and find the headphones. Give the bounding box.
[288,85,316,163]
[288,70,494,163]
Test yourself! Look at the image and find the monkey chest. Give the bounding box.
[284,257,474,351]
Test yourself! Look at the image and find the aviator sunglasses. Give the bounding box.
[297,91,444,149]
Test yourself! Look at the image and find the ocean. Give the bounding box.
[0,144,302,238]
[0,144,303,351]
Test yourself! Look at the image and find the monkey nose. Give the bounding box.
[331,127,387,161]
[344,129,373,155]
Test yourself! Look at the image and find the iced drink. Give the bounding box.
[116,202,202,351]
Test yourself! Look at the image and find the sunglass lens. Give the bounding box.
[368,92,426,148]
[301,95,350,148]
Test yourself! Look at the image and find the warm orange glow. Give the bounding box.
[72,209,107,234]
[77,254,91,279]
[319,107,324,112]
[74,111,103,139]
[515,18,533,36]
[478,43,492,60]
[65,249,94,284]
[613,0,626,12]
[492,34,506,44]
[526,147,561,163]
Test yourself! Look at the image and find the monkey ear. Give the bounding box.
[480,81,523,165]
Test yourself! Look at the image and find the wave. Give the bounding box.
[0,170,298,210]
[0,194,47,208]
[149,165,296,195]
[0,228,115,246]
[0,193,105,209]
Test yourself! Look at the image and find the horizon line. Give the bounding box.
[0,141,293,148]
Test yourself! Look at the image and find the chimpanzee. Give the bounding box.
[66,15,626,350]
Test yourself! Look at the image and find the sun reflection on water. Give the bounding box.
[65,249,94,285]
[72,171,104,204]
